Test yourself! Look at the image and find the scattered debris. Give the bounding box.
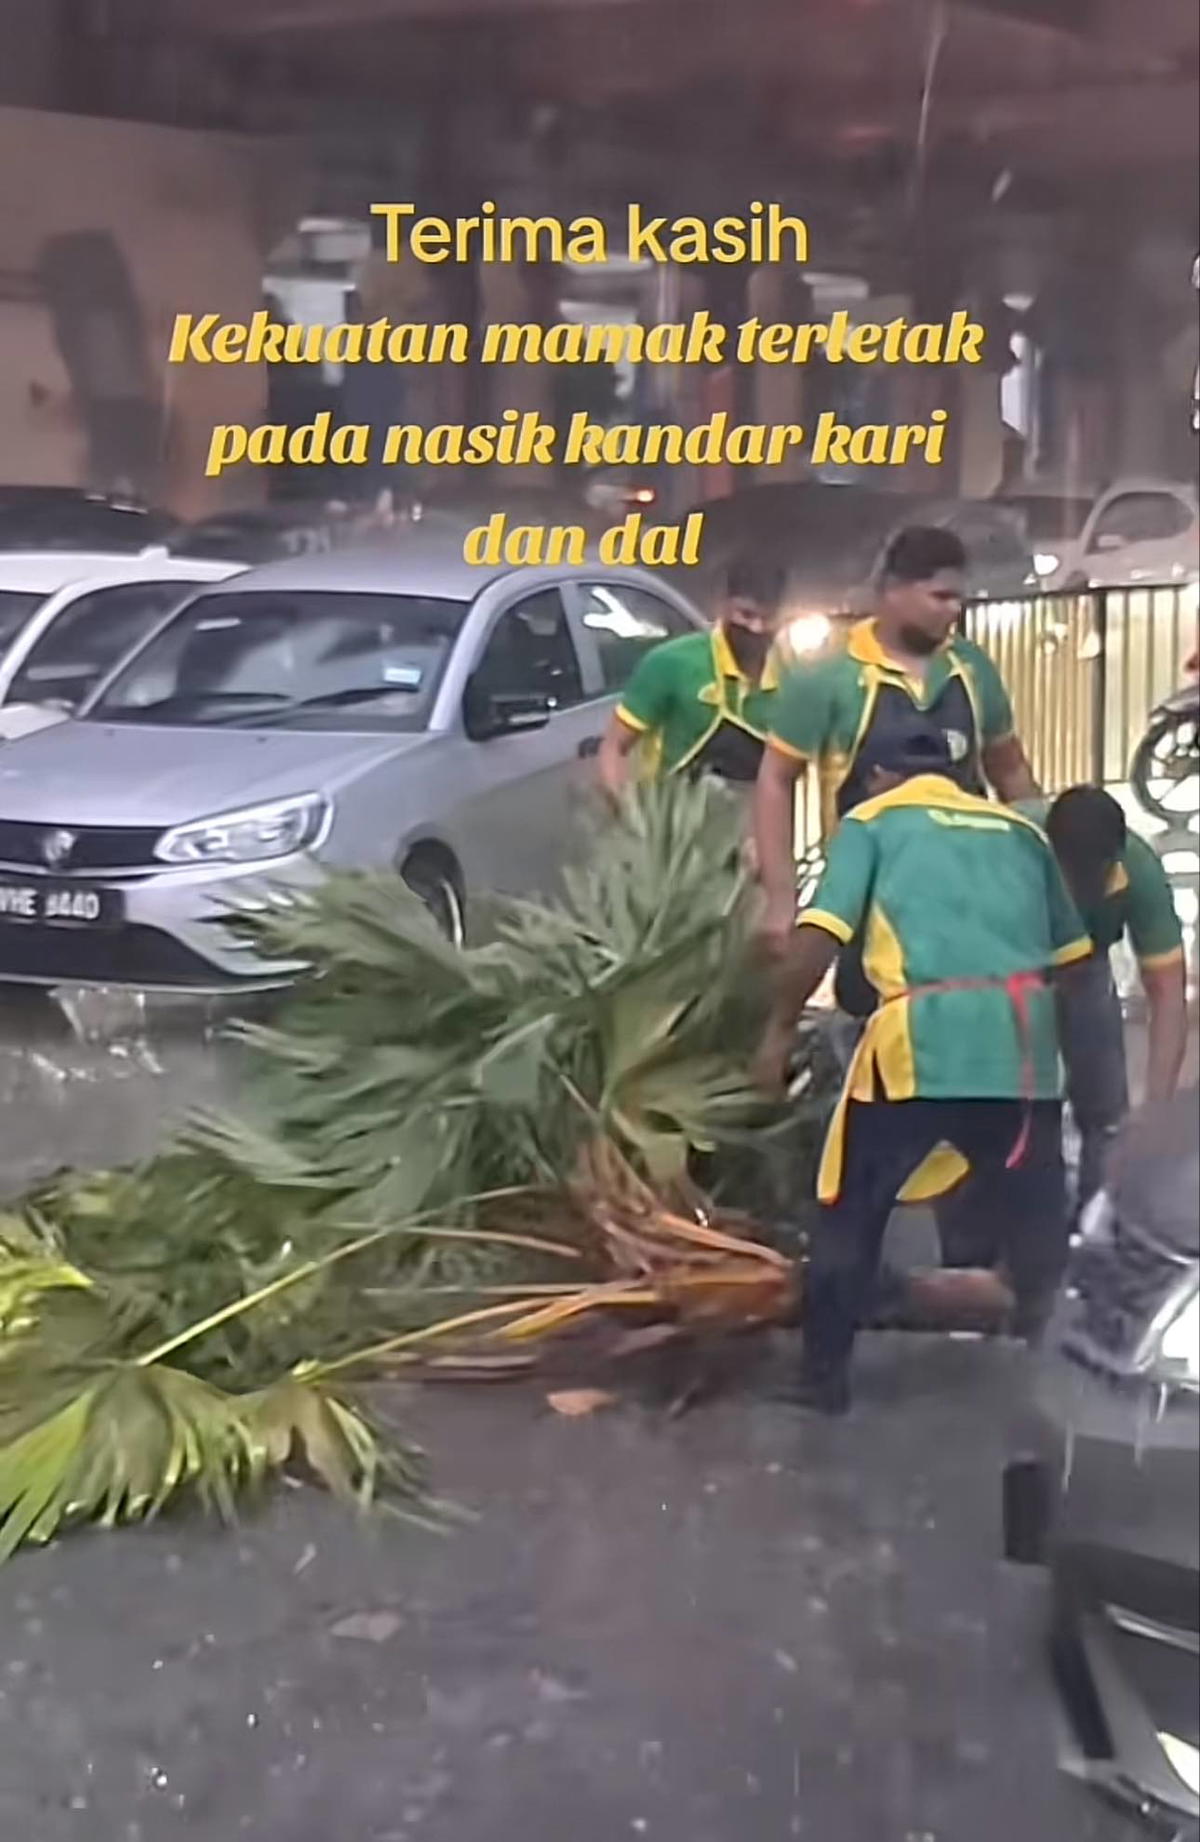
[546,1388,617,1418]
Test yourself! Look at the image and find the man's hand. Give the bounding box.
[753,1014,795,1096]
[983,734,1039,803]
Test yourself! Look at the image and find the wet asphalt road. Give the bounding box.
[0,992,1157,1842]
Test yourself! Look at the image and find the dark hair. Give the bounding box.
[1047,785,1126,902]
[880,525,967,584]
[725,552,788,611]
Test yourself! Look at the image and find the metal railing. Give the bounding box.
[964,582,1197,793]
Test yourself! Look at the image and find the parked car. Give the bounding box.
[0,554,244,741]
[1005,1090,1199,1830]
[0,538,706,991]
[1022,477,1199,592]
[675,482,1036,616]
[0,487,174,555]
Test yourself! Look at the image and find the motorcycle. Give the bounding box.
[1130,648,1200,827]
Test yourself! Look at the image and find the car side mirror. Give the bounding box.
[1092,532,1125,552]
[463,680,553,741]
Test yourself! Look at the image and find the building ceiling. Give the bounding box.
[81,0,1200,216]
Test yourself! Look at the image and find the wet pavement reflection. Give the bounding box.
[0,987,241,1199]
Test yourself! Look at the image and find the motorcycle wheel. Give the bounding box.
[1129,706,1200,826]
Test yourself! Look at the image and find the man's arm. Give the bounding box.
[752,745,803,953]
[594,647,672,804]
[753,925,840,1092]
[1125,835,1188,1102]
[753,661,834,952]
[754,818,876,1091]
[596,710,644,805]
[972,645,1040,800]
[982,733,1039,802]
[1142,958,1188,1103]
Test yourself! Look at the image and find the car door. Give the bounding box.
[567,577,700,704]
[0,579,203,712]
[1081,488,1198,588]
[443,584,601,900]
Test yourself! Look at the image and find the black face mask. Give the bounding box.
[723,622,771,673]
[896,621,943,658]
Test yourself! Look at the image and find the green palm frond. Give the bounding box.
[0,1360,395,1562]
[0,777,833,1560]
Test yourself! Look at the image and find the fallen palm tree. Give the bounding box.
[0,779,825,1558]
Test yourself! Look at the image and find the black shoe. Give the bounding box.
[774,1368,851,1416]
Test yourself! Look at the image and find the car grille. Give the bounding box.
[0,923,239,989]
[0,820,163,873]
[1061,1216,1195,1375]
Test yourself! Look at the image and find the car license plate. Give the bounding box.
[0,881,124,929]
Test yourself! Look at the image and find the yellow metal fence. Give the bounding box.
[965,583,1197,792]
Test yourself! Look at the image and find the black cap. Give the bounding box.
[856,726,955,783]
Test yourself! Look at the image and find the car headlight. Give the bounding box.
[784,614,833,656]
[1152,1281,1200,1388]
[1033,552,1060,578]
[155,794,329,867]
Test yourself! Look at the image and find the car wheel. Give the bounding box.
[401,852,466,946]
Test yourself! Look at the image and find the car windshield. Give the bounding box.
[85,588,469,730]
[0,589,44,650]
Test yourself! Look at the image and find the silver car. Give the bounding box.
[0,538,705,991]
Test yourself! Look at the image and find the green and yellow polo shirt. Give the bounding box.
[801,775,1092,1200]
[615,626,780,775]
[768,618,1015,831]
[1016,799,1184,971]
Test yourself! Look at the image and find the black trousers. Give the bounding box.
[936,955,1128,1265]
[803,1097,1068,1378]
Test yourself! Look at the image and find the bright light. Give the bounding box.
[1159,1731,1200,1797]
[785,614,832,656]
[1034,552,1060,578]
[1157,1287,1200,1385]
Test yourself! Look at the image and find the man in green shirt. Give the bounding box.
[597,554,786,799]
[755,729,1090,1413]
[754,526,1038,957]
[938,785,1186,1260]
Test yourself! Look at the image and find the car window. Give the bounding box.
[578,581,695,692]
[6,581,193,709]
[472,588,583,708]
[86,589,469,730]
[0,590,44,651]
[1088,492,1195,549]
